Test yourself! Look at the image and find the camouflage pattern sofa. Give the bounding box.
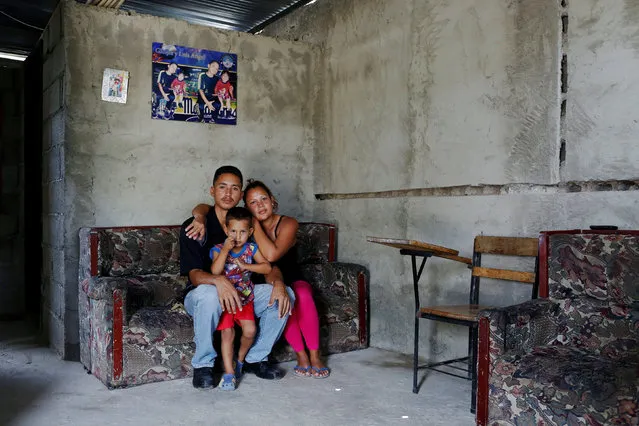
[476,230,639,426]
[79,223,369,389]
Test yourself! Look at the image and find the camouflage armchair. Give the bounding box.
[78,226,191,389]
[476,230,639,426]
[79,223,369,389]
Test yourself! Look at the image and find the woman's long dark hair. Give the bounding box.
[243,179,279,211]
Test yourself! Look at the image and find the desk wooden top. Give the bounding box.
[367,236,472,265]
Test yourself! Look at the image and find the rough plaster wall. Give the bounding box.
[54,0,317,359]
[265,0,639,360]
[265,0,559,193]
[408,0,559,188]
[564,0,639,180]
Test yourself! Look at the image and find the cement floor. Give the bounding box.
[0,322,474,426]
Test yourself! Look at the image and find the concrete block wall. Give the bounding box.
[0,66,25,317]
[263,0,639,359]
[41,2,70,357]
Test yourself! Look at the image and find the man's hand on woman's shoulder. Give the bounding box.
[185,214,207,241]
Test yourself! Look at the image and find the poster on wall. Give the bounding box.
[151,42,237,125]
[101,68,129,103]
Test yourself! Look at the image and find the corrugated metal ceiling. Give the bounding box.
[120,0,308,33]
[0,0,310,55]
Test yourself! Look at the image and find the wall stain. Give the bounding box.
[623,0,639,52]
[503,0,559,183]
[406,0,449,188]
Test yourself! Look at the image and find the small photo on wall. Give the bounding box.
[151,42,237,125]
[101,68,129,104]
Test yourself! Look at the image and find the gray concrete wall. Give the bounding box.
[45,0,318,359]
[266,0,560,193]
[41,1,68,357]
[564,0,639,180]
[0,66,25,318]
[263,0,639,359]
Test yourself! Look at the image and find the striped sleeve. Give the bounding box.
[198,73,204,90]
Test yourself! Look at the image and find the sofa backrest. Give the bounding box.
[539,230,639,353]
[296,222,336,264]
[92,226,182,276]
[81,222,336,278]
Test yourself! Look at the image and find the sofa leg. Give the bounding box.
[470,325,478,414]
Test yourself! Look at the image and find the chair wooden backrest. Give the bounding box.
[469,236,539,305]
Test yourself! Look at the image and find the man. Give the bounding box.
[157,62,178,114]
[197,60,220,122]
[180,165,294,389]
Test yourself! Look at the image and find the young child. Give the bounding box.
[170,70,187,110]
[214,70,235,118]
[210,207,271,390]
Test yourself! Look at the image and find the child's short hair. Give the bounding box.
[225,207,253,226]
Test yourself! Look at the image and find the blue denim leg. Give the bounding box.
[245,284,295,363]
[184,285,223,368]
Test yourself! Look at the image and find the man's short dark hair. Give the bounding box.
[213,165,243,187]
[225,207,253,226]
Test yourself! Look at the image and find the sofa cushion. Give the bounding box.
[125,307,194,346]
[97,227,181,276]
[494,345,639,424]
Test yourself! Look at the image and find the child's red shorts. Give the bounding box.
[216,301,255,330]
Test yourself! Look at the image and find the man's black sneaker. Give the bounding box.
[242,361,284,380]
[192,367,215,389]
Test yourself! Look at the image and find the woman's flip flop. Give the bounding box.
[293,365,312,377]
[311,366,330,379]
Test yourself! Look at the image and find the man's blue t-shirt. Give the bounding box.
[157,70,176,94]
[197,72,218,103]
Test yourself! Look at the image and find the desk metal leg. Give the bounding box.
[411,254,429,394]
[413,315,419,393]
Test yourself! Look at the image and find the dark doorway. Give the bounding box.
[23,42,43,326]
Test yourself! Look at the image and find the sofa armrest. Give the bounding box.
[84,274,187,317]
[478,299,559,358]
[476,299,559,425]
[299,262,369,347]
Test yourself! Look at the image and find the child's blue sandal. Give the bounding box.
[219,373,236,391]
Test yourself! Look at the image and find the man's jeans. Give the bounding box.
[184,284,295,368]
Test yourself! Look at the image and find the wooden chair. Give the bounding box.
[413,236,539,413]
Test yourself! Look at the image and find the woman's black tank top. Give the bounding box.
[273,216,304,284]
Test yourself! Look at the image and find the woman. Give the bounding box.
[190,180,330,379]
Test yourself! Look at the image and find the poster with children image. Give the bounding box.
[101,68,129,104]
[151,42,237,125]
